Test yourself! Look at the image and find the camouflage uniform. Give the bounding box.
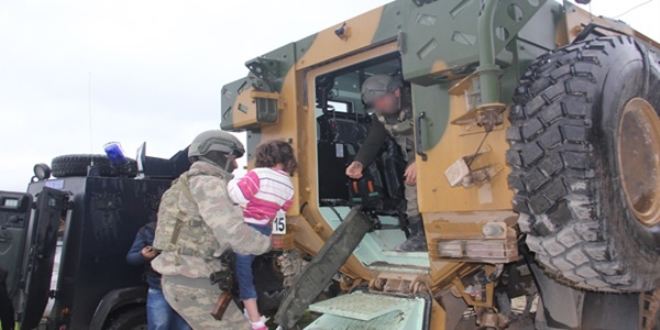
[357,74,426,251]
[152,161,271,330]
[375,107,419,219]
[161,278,247,330]
[354,103,419,220]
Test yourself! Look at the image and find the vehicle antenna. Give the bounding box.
[88,72,94,165]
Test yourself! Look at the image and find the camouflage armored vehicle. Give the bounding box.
[221,0,660,329]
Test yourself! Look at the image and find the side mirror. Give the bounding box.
[134,142,191,180]
[136,142,147,178]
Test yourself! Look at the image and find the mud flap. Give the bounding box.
[274,207,374,329]
[305,291,430,330]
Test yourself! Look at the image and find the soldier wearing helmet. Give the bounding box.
[345,74,427,252]
[151,130,271,329]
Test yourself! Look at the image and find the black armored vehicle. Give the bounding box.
[0,145,191,330]
[2,140,292,330]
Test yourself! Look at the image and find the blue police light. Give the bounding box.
[104,142,128,166]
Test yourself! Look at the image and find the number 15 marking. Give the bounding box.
[272,210,286,234]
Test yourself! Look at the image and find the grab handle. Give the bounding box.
[416,111,428,161]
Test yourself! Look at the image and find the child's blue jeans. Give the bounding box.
[234,223,272,300]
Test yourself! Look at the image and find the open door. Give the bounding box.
[19,187,68,330]
[0,191,33,299]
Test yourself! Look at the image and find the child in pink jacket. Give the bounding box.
[228,140,297,330]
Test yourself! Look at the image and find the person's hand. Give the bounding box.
[141,246,158,259]
[345,161,364,179]
[404,162,417,185]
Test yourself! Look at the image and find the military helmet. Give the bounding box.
[188,130,245,159]
[361,74,403,104]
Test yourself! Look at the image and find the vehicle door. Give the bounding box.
[18,187,68,330]
[0,191,33,299]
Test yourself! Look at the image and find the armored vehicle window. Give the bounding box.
[327,101,349,113]
[315,54,406,210]
[315,55,401,117]
[313,52,416,255]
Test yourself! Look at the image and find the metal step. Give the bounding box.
[274,207,374,329]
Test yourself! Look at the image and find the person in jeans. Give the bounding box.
[228,140,297,330]
[126,222,190,330]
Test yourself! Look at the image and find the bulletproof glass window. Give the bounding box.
[315,54,407,213]
[315,54,402,118]
[327,101,349,113]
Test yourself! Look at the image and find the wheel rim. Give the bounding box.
[617,97,660,226]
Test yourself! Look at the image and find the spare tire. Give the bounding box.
[507,36,660,292]
[51,154,137,178]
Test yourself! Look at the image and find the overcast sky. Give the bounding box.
[1,0,658,192]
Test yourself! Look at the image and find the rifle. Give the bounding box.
[209,263,234,320]
[211,291,233,320]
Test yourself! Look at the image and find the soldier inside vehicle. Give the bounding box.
[315,53,429,255]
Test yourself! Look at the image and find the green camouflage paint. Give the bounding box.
[372,2,405,46]
[246,129,262,164]
[223,0,560,154]
[220,34,317,131]
[395,0,552,151]
[410,82,451,153]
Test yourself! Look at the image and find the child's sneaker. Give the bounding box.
[251,321,267,330]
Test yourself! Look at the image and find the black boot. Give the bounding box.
[395,217,427,252]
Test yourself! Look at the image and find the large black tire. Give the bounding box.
[507,36,660,292]
[103,306,147,330]
[51,154,137,178]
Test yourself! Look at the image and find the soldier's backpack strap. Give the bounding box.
[170,174,198,245]
[177,175,196,204]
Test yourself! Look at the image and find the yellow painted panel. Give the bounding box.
[296,6,385,69]
[416,93,513,213]
[231,86,260,129]
[257,69,301,216]
[430,299,447,330]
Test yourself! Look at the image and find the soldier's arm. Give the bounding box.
[189,176,271,255]
[354,115,388,166]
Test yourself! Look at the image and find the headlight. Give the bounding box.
[33,163,51,181]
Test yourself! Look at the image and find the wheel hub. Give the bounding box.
[617,97,660,227]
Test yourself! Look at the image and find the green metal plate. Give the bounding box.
[399,0,548,85]
[274,208,374,329]
[319,207,430,271]
[306,291,427,330]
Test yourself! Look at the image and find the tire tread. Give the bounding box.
[508,36,647,292]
